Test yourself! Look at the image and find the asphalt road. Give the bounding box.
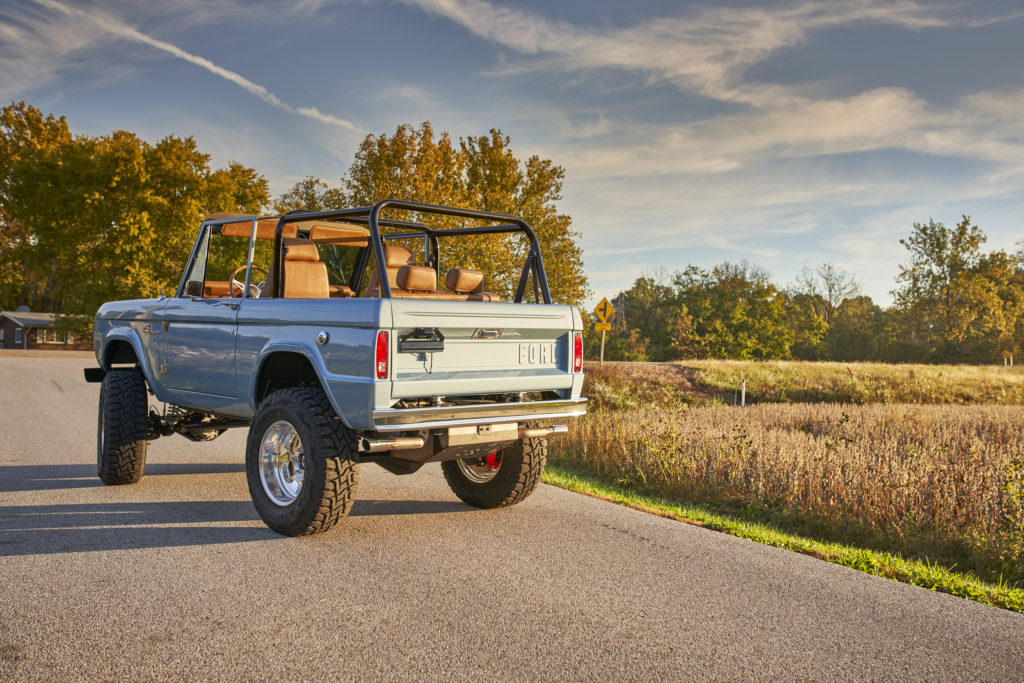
[1,356,1023,681]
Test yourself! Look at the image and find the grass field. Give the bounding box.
[552,361,1024,598]
[584,360,1024,408]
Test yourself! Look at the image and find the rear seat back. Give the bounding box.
[445,268,501,302]
[363,246,415,297]
[393,265,466,300]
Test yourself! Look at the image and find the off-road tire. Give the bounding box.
[441,427,547,509]
[97,368,149,485]
[245,387,359,536]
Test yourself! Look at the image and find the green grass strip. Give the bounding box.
[542,463,1024,613]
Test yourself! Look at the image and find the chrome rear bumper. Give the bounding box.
[371,398,588,432]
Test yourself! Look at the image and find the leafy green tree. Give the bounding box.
[278,122,588,306]
[674,262,792,359]
[610,273,690,361]
[584,324,650,362]
[783,291,827,360]
[892,216,1023,362]
[274,176,345,213]
[0,101,268,332]
[825,295,886,361]
[0,102,75,313]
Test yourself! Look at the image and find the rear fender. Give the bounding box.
[250,341,355,429]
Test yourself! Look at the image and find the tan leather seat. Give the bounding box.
[281,238,329,298]
[389,265,464,300]
[445,268,500,302]
[363,246,416,297]
[203,281,231,298]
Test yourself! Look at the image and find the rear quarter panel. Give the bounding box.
[236,298,390,428]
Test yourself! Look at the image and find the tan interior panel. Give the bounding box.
[305,223,370,247]
[206,213,298,240]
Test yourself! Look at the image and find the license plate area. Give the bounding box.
[444,422,518,447]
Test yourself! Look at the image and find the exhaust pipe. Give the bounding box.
[358,436,425,453]
[519,424,569,439]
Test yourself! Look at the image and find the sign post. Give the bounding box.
[593,298,614,364]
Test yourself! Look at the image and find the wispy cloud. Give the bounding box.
[11,0,362,132]
[400,0,960,108]
[399,0,1024,187]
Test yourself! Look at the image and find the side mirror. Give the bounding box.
[184,280,204,298]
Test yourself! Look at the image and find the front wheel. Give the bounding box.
[245,387,359,536]
[97,368,149,485]
[441,429,547,509]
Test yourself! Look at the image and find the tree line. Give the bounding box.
[2,100,1020,364]
[0,103,585,333]
[593,218,1024,364]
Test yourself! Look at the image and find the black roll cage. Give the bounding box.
[271,199,552,303]
[177,199,552,304]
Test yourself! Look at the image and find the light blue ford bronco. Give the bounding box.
[85,200,587,535]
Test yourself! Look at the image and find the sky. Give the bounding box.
[2,0,1023,307]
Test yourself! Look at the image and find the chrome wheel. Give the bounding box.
[456,450,502,483]
[259,420,305,506]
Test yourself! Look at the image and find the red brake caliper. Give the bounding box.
[484,451,500,471]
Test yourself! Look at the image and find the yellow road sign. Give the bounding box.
[594,322,611,331]
[594,297,614,322]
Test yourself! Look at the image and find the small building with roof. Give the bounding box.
[0,309,90,350]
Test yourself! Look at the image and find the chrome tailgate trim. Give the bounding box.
[371,398,588,431]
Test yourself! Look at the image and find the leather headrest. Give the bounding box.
[445,268,484,294]
[397,265,436,292]
[283,238,320,262]
[385,246,414,269]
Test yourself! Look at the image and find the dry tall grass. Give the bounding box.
[552,403,1024,585]
[686,360,1024,405]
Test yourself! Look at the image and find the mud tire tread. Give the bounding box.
[441,424,547,509]
[97,368,149,485]
[245,387,359,536]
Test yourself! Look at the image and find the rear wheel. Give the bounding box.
[245,387,359,536]
[97,368,150,485]
[441,428,547,508]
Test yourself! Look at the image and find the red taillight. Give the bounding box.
[573,332,583,372]
[375,331,388,379]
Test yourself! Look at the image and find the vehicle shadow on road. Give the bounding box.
[0,463,246,493]
[0,464,472,556]
[0,499,274,556]
[350,498,468,517]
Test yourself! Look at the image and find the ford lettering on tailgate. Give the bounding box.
[519,342,556,365]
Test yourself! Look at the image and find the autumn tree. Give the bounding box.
[278,122,588,306]
[0,101,268,331]
[892,216,1023,363]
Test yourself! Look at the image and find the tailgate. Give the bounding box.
[387,299,580,400]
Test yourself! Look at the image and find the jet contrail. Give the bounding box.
[32,0,361,132]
